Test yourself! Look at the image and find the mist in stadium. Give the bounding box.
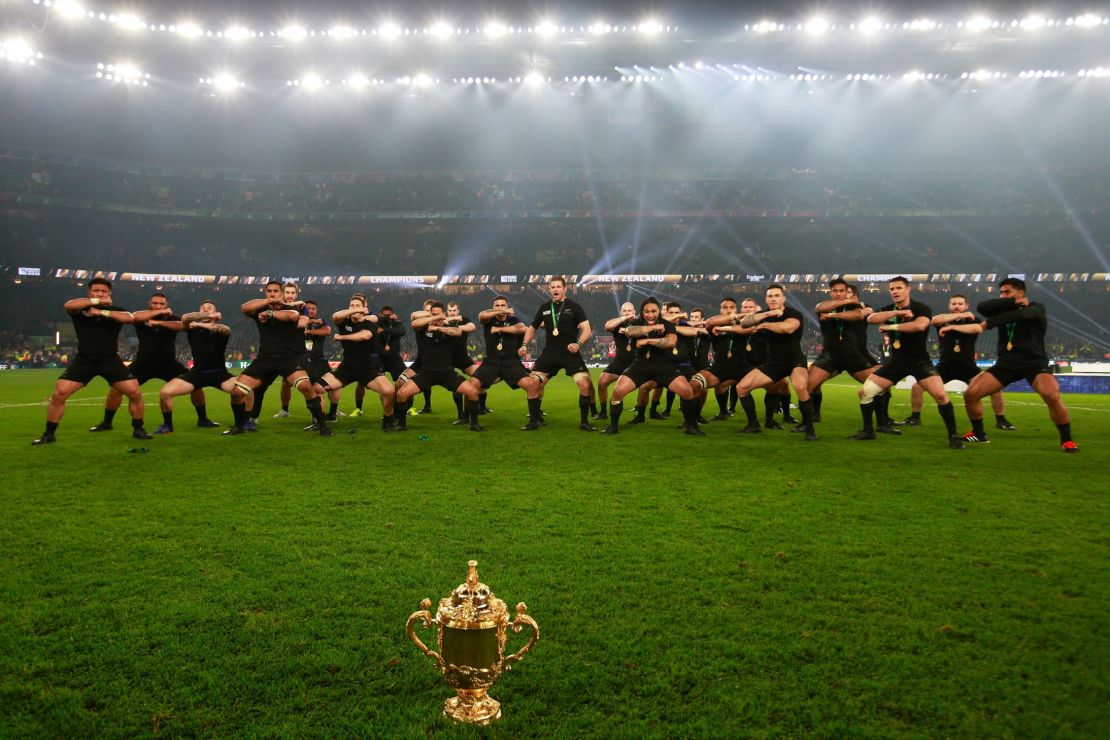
[2,0,1107,735]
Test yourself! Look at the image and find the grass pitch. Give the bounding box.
[1,369,1107,737]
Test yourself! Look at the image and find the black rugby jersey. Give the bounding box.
[134,316,181,364]
[877,300,933,363]
[978,298,1049,364]
[757,305,806,362]
[938,317,979,365]
[530,300,588,349]
[627,317,678,365]
[72,305,128,360]
[482,314,525,361]
[187,328,229,372]
[336,316,376,366]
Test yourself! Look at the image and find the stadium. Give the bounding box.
[1,0,1107,735]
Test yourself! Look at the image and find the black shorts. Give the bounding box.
[936,362,981,385]
[602,360,632,377]
[407,357,422,374]
[812,348,871,376]
[874,358,938,384]
[758,358,808,384]
[306,359,330,384]
[59,355,134,385]
[379,354,407,380]
[130,360,188,384]
[411,368,466,393]
[474,359,530,390]
[675,364,695,380]
[860,350,880,367]
[178,367,233,389]
[701,362,752,385]
[986,361,1053,388]
[333,363,382,387]
[453,353,477,372]
[241,356,309,383]
[533,349,589,377]
[624,362,681,389]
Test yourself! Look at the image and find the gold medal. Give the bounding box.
[954,344,961,353]
[553,328,559,337]
[893,340,902,350]
[1007,341,1013,351]
[727,351,733,359]
[497,341,503,352]
[746,344,752,352]
[672,347,679,355]
[646,350,651,359]
[305,338,313,351]
[384,344,390,352]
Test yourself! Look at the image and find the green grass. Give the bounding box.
[1,369,1107,737]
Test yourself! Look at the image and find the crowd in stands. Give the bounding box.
[2,209,1104,277]
[4,152,1110,215]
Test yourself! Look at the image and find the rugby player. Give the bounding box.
[33,278,151,445]
[850,277,962,449]
[953,278,1077,451]
[521,276,597,431]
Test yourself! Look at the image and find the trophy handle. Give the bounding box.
[406,599,443,669]
[501,602,540,670]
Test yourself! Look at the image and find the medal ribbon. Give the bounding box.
[1005,322,1016,350]
[550,302,560,335]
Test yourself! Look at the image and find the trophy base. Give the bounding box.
[444,689,502,724]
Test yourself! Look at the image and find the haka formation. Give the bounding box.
[31,275,1079,453]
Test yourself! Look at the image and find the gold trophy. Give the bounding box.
[406,560,540,724]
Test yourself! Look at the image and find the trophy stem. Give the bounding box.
[444,688,502,725]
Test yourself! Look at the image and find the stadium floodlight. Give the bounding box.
[53,0,85,19]
[535,19,558,37]
[281,25,307,41]
[2,37,34,61]
[524,71,544,87]
[484,21,508,38]
[430,22,454,39]
[858,17,882,34]
[753,20,778,33]
[639,18,663,35]
[966,16,992,32]
[175,22,203,38]
[346,73,370,89]
[212,74,240,92]
[378,22,402,39]
[223,26,250,41]
[908,18,938,31]
[413,73,433,87]
[1073,14,1102,27]
[329,25,358,40]
[301,73,323,90]
[113,13,146,31]
[100,62,148,85]
[1021,15,1046,30]
[589,21,610,35]
[805,17,830,34]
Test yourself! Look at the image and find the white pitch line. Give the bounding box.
[803,379,1110,412]
[0,392,164,410]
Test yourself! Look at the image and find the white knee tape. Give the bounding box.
[860,377,884,403]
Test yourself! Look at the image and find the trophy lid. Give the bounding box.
[436,560,509,630]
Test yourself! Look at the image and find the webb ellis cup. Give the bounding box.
[406,560,540,724]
